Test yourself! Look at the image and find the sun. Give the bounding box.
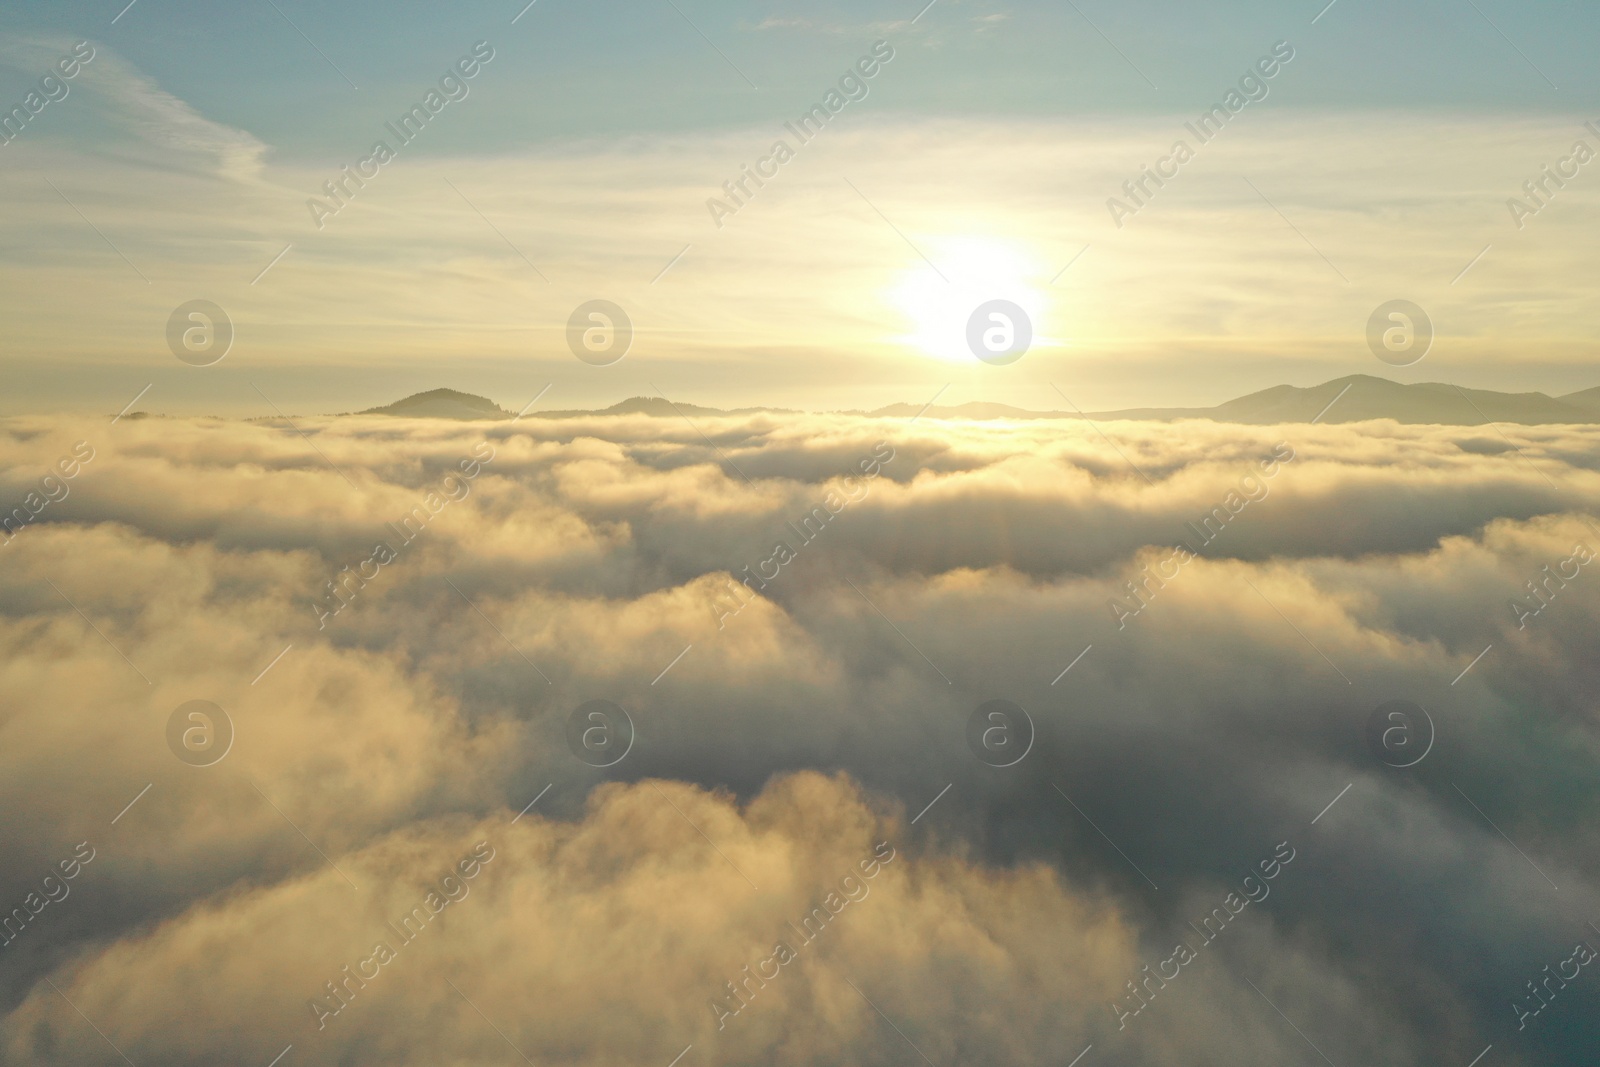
[887,236,1051,364]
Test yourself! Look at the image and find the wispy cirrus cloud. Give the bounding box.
[75,42,270,183]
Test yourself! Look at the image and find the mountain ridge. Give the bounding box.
[350,375,1600,426]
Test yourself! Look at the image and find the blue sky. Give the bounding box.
[5,0,1590,155]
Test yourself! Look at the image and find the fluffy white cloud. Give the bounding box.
[0,409,1596,1066]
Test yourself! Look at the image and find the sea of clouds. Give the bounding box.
[1,409,1597,1067]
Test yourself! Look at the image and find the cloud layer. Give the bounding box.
[1,409,1598,1066]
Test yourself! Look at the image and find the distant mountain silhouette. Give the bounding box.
[359,389,514,420]
[354,376,1600,426]
[1124,375,1600,425]
[356,391,788,421]
[1560,385,1600,415]
[864,375,1600,425]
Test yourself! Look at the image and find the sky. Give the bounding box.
[1,0,1598,414]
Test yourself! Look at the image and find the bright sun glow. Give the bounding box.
[887,236,1053,363]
